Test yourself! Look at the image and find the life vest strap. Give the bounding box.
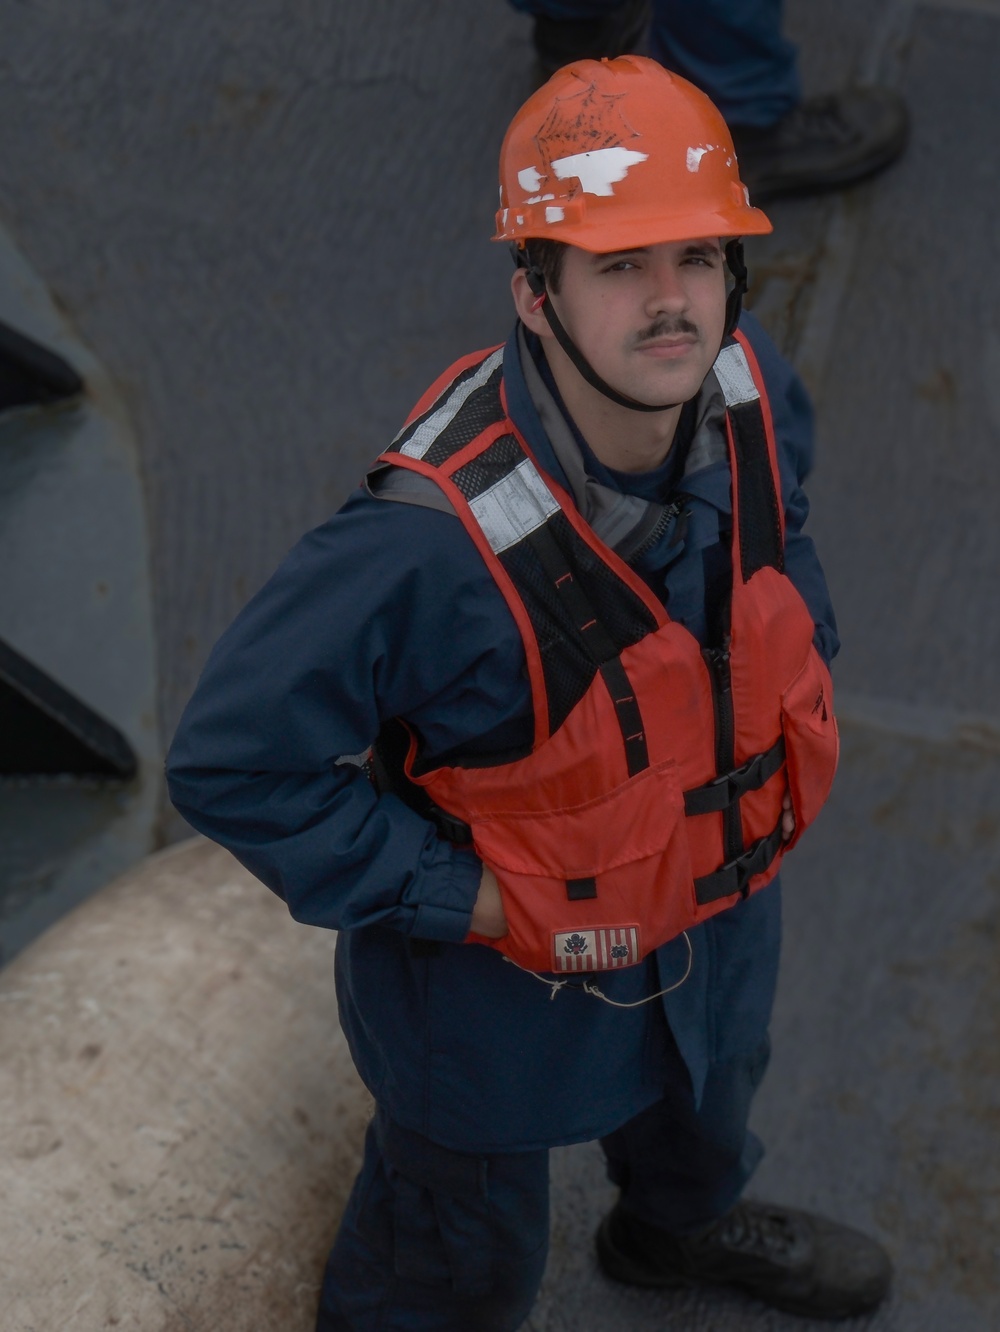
[729,388,788,580]
[429,807,474,846]
[598,658,649,777]
[693,817,785,905]
[526,523,618,661]
[566,877,598,901]
[527,522,651,776]
[371,718,475,844]
[682,736,786,816]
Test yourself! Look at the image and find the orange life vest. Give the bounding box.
[374,331,839,975]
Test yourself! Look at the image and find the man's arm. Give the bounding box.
[167,489,528,942]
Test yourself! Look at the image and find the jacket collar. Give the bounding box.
[501,323,733,557]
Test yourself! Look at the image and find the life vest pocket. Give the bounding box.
[466,757,696,973]
[779,647,839,846]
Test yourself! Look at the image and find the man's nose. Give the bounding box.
[643,263,688,316]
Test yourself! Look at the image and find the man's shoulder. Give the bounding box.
[315,483,466,562]
[734,311,790,386]
[734,311,814,485]
[398,342,508,437]
[312,335,517,571]
[366,467,457,516]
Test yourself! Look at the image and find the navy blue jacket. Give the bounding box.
[167,313,837,1153]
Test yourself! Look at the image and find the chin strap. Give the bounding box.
[723,238,747,338]
[521,257,679,413]
[515,240,750,413]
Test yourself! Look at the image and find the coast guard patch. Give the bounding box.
[553,926,640,972]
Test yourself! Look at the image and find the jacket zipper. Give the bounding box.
[703,634,743,862]
[626,500,684,565]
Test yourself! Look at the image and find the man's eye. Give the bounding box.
[605,259,636,272]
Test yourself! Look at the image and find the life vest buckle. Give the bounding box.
[683,736,786,817]
[693,819,785,905]
[431,808,474,846]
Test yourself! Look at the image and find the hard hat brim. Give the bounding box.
[494,202,773,250]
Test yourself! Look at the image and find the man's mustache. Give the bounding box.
[632,316,700,347]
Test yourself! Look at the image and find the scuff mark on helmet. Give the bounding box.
[686,144,724,172]
[551,146,649,197]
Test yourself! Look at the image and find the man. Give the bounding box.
[509,0,909,204]
[167,57,889,1330]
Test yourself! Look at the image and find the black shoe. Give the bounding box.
[596,1199,892,1320]
[532,0,650,81]
[730,86,909,204]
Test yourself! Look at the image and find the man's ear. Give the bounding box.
[511,268,553,339]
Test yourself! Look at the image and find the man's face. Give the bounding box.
[549,238,728,409]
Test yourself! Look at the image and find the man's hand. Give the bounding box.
[781,791,795,841]
[470,866,508,938]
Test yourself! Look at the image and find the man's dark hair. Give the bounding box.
[525,239,568,295]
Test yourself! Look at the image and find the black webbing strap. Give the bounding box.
[693,817,785,905]
[567,877,598,901]
[683,736,785,816]
[598,657,649,779]
[527,524,650,777]
[728,394,784,582]
[372,718,473,845]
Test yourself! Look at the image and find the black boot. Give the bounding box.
[532,0,650,80]
[596,1198,892,1320]
[730,86,909,204]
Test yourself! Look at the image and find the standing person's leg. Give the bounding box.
[648,0,798,127]
[599,1036,772,1238]
[508,0,650,79]
[318,1111,549,1331]
[507,0,908,202]
[506,0,797,124]
[596,1039,892,1319]
[647,0,907,202]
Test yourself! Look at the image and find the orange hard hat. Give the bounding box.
[494,55,771,251]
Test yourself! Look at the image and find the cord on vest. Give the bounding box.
[501,931,692,1005]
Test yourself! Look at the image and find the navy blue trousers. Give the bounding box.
[509,0,801,127]
[316,1035,770,1330]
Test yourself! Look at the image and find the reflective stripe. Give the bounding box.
[335,749,371,767]
[713,343,759,407]
[397,348,504,459]
[469,457,560,554]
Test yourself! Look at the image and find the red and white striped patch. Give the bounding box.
[552,926,640,972]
